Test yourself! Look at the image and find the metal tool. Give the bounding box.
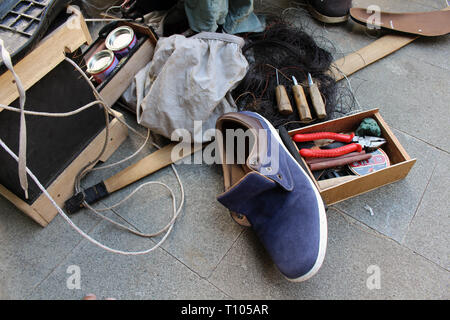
[292,132,386,158]
[308,73,327,119]
[275,69,293,115]
[291,76,312,121]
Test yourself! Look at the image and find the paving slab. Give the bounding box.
[353,0,439,11]
[334,129,439,242]
[77,109,245,279]
[283,1,450,95]
[0,195,105,299]
[28,220,229,300]
[353,61,448,151]
[273,1,450,140]
[209,211,449,299]
[403,150,450,270]
[1,0,448,301]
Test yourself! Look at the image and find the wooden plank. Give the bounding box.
[330,6,450,81]
[104,142,204,193]
[0,6,92,110]
[329,34,418,81]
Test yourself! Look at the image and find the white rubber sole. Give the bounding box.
[258,115,328,282]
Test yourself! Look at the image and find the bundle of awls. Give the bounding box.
[232,21,338,130]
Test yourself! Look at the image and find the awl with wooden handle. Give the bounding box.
[275,69,293,115]
[292,76,312,121]
[308,73,327,119]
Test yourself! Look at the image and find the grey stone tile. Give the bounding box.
[209,211,449,299]
[403,151,450,270]
[91,152,244,278]
[0,195,105,299]
[154,162,245,278]
[352,0,438,11]
[28,220,229,300]
[335,129,439,242]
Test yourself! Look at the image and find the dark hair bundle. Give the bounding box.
[232,20,340,130]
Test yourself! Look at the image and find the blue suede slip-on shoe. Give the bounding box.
[215,111,327,282]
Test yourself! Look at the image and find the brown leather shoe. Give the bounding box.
[307,0,352,23]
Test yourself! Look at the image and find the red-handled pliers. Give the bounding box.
[292,132,386,158]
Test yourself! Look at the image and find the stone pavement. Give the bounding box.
[0,0,448,299]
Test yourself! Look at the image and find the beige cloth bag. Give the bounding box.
[123,32,248,143]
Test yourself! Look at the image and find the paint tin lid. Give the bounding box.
[86,50,116,74]
[105,26,135,51]
[348,148,390,176]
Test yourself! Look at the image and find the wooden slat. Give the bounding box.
[330,6,450,81]
[329,34,418,81]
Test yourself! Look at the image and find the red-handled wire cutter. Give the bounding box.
[292,132,386,158]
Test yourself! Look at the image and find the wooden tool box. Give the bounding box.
[0,8,158,226]
[288,109,416,205]
[82,20,157,108]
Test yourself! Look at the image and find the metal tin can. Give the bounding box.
[105,26,137,59]
[348,148,390,176]
[86,49,119,83]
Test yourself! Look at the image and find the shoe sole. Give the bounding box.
[308,4,349,24]
[256,115,328,282]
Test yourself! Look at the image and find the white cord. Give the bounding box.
[0,39,28,198]
[0,38,186,255]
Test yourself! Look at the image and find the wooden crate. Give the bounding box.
[83,20,157,111]
[0,7,128,226]
[288,109,416,205]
